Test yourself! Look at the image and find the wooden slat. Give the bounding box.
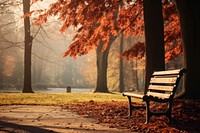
[150,77,178,84]
[153,69,181,76]
[148,85,175,92]
[123,92,144,99]
[154,75,178,78]
[146,92,171,99]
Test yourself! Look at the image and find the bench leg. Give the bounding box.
[166,100,173,123]
[143,98,154,124]
[127,96,133,116]
[145,99,150,124]
[145,100,173,124]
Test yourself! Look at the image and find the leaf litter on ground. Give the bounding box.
[63,99,200,133]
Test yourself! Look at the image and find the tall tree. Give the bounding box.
[143,0,165,91]
[119,33,124,92]
[22,0,33,93]
[175,0,200,98]
[95,3,119,92]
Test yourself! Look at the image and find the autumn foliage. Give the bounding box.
[163,3,183,62]
[31,0,182,61]
[121,2,182,62]
[64,99,200,132]
[122,42,145,60]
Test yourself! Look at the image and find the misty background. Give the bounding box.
[0,0,182,92]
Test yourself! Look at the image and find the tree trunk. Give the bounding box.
[119,33,124,93]
[95,43,111,93]
[135,58,139,91]
[175,0,200,98]
[143,0,165,92]
[0,54,3,89]
[22,0,33,93]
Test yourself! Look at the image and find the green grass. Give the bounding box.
[0,92,130,105]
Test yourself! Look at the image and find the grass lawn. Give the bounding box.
[0,92,135,105]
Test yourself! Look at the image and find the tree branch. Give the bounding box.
[119,7,143,35]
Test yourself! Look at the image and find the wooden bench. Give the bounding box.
[122,68,186,123]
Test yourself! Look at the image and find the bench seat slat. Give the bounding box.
[150,77,178,84]
[146,92,171,99]
[153,69,181,76]
[148,85,174,92]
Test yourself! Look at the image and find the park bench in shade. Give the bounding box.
[122,68,186,123]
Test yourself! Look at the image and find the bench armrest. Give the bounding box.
[122,92,144,99]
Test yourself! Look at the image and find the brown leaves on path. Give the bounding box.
[63,99,200,133]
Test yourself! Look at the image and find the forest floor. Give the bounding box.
[63,99,200,133]
[0,99,200,133]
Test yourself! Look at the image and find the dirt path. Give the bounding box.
[0,105,131,133]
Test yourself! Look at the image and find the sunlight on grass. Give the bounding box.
[0,92,131,105]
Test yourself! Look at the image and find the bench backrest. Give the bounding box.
[146,68,186,100]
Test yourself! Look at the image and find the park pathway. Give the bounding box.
[0,105,131,133]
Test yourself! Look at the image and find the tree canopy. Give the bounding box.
[30,0,182,62]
